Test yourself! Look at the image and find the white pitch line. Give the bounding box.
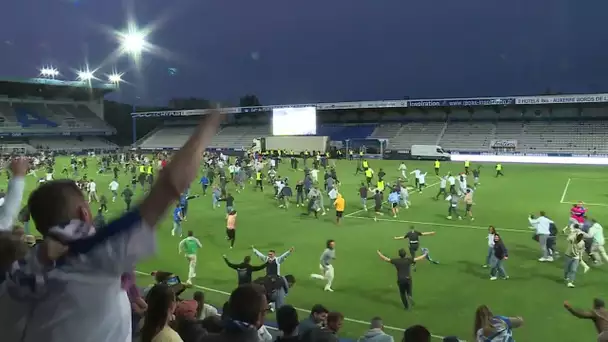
[559,178,571,203]
[561,201,608,208]
[346,215,531,234]
[133,271,451,340]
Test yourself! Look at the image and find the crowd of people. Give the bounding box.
[0,113,607,342]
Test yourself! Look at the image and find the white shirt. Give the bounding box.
[311,169,319,178]
[109,181,119,191]
[440,177,447,188]
[448,176,456,185]
[0,212,155,342]
[398,163,407,171]
[411,169,421,178]
[228,165,236,173]
[588,223,605,246]
[528,216,553,235]
[46,173,53,181]
[400,187,409,198]
[418,172,427,184]
[88,182,97,192]
[270,159,276,167]
[328,188,338,200]
[487,234,495,247]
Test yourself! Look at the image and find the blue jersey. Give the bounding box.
[388,192,400,203]
[179,195,188,207]
[173,207,182,222]
[200,176,209,185]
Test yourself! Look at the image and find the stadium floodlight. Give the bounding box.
[39,67,59,78]
[119,27,147,55]
[77,70,94,81]
[108,73,123,83]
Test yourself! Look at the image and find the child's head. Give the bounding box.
[229,210,237,216]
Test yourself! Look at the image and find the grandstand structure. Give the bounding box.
[135,93,608,156]
[0,78,118,153]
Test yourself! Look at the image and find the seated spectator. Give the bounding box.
[301,311,343,342]
[358,317,394,342]
[122,271,147,339]
[201,316,223,334]
[276,305,300,342]
[194,290,219,319]
[141,283,183,342]
[403,325,430,342]
[474,305,523,342]
[200,284,268,342]
[298,304,328,337]
[174,299,207,342]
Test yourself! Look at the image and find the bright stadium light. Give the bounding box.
[77,70,94,81]
[108,73,123,83]
[119,26,148,55]
[39,67,59,78]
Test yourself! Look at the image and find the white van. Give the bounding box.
[410,145,451,160]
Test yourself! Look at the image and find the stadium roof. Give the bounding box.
[0,78,116,101]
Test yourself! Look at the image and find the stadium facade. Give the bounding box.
[134,93,608,160]
[0,78,118,153]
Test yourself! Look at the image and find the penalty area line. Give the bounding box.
[133,271,452,340]
[559,178,571,204]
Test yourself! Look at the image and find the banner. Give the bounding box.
[490,140,517,148]
[317,102,363,110]
[515,94,608,105]
[408,97,515,107]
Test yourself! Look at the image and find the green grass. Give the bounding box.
[16,157,608,341]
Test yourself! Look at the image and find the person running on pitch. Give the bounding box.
[179,230,203,285]
[376,248,429,310]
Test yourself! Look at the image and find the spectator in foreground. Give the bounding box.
[276,305,300,342]
[403,325,430,342]
[0,158,27,231]
[194,291,219,320]
[301,311,343,342]
[563,299,608,340]
[174,299,207,342]
[141,283,183,342]
[200,284,268,342]
[473,305,523,341]
[299,304,329,337]
[201,316,223,334]
[358,317,394,342]
[0,113,220,342]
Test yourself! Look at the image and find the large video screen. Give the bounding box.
[272,107,317,136]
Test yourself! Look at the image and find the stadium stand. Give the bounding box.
[0,78,117,152]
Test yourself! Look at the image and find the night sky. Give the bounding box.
[2,0,608,106]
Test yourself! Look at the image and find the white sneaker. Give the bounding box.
[171,230,175,237]
[186,279,192,285]
[546,256,554,262]
[567,282,575,288]
[324,287,334,292]
[538,257,548,262]
[490,276,497,280]
[584,266,590,273]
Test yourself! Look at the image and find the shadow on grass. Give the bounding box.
[457,260,490,280]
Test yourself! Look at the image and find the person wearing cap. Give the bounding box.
[564,299,608,340]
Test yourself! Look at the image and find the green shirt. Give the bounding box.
[180,237,202,255]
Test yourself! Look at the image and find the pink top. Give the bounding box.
[227,215,236,229]
[570,206,586,223]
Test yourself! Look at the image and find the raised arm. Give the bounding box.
[393,236,405,240]
[68,112,221,273]
[252,247,268,262]
[222,255,239,269]
[0,159,27,231]
[413,251,428,262]
[277,247,294,263]
[564,301,595,319]
[377,250,391,262]
[421,232,436,236]
[251,262,268,272]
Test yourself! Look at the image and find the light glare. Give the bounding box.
[77,70,94,81]
[121,30,146,54]
[40,67,59,78]
[108,73,123,83]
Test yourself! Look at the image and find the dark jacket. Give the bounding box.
[297,317,320,337]
[300,327,339,342]
[493,240,508,260]
[198,323,260,342]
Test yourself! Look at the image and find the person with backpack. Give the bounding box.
[254,274,295,311]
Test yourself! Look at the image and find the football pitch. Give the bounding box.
[12,157,608,341]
